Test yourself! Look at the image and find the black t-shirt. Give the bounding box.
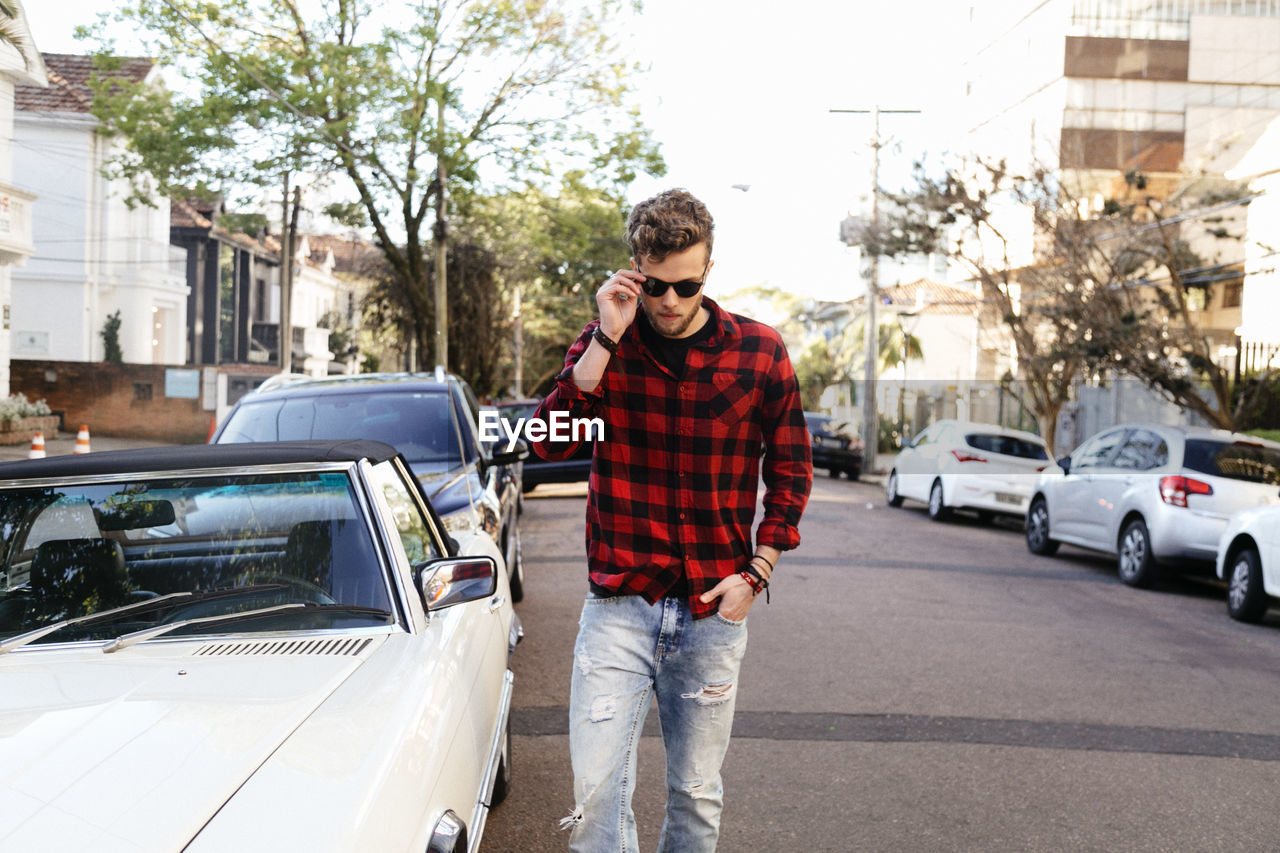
[637,310,716,378]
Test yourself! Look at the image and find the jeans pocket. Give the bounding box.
[712,611,747,628]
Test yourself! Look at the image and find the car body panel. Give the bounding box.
[1217,506,1280,594]
[0,637,386,852]
[1034,425,1280,565]
[803,412,863,479]
[0,442,516,853]
[891,420,1049,515]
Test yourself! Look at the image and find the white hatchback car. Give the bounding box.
[886,420,1051,521]
[1217,505,1280,623]
[0,440,518,853]
[1026,425,1280,587]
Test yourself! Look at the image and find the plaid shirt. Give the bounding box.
[532,298,812,619]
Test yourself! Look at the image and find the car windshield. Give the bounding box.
[964,433,1049,460]
[0,470,394,647]
[219,390,466,464]
[1183,439,1280,485]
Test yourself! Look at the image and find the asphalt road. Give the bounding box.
[482,474,1280,852]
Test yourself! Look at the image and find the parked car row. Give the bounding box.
[886,420,1280,625]
[0,440,518,852]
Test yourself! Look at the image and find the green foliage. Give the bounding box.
[101,311,124,364]
[85,0,664,376]
[0,393,52,425]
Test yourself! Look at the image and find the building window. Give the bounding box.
[1222,281,1242,308]
[133,383,153,401]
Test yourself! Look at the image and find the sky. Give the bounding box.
[21,0,971,308]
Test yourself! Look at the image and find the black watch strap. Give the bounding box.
[593,326,620,356]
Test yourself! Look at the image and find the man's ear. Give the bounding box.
[629,257,637,271]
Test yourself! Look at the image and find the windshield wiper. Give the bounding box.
[0,591,196,654]
[0,584,294,655]
[103,603,308,653]
[102,602,394,654]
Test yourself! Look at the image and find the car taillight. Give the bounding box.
[951,450,987,463]
[1159,475,1213,508]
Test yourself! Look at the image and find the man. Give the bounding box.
[532,188,812,852]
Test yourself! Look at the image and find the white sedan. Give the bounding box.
[0,440,518,853]
[1218,505,1280,623]
[886,420,1051,521]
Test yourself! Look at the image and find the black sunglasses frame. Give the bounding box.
[637,261,710,299]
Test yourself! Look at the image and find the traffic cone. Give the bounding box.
[28,432,46,459]
[74,425,91,454]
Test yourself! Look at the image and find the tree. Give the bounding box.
[1080,179,1269,430]
[881,160,1268,445]
[0,0,31,68]
[101,311,124,364]
[464,176,644,396]
[84,0,662,372]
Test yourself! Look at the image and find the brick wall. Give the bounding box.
[11,361,213,444]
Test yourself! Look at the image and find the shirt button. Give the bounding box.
[679,471,686,477]
[679,512,687,520]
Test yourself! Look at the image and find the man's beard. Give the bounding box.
[644,294,703,338]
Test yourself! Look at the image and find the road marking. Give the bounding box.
[512,708,1280,761]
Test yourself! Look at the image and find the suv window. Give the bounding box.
[1072,429,1127,470]
[220,391,462,464]
[1184,440,1280,485]
[964,433,1049,460]
[1113,429,1169,471]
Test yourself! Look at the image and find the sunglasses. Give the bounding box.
[637,261,710,298]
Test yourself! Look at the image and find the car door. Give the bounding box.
[1095,428,1168,544]
[1054,428,1128,542]
[897,422,943,501]
[367,459,506,812]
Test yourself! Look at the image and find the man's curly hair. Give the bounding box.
[625,189,714,262]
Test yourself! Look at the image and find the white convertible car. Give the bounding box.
[0,440,518,853]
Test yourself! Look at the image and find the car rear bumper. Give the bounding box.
[945,474,1037,515]
[1146,505,1228,564]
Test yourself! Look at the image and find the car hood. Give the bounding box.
[0,634,386,852]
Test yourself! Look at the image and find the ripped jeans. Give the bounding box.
[565,593,748,853]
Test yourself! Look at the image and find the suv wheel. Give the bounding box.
[507,527,524,603]
[1025,498,1059,556]
[1227,547,1268,623]
[927,480,951,522]
[886,471,903,507]
[1117,518,1159,588]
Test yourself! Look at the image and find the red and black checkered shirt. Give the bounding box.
[532,298,812,619]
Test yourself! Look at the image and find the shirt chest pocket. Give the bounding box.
[705,370,759,426]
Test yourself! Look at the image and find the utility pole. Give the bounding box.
[832,105,920,475]
[279,174,296,374]
[512,286,524,398]
[434,98,449,374]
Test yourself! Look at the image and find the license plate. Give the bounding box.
[995,492,1022,505]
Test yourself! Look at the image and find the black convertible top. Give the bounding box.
[0,440,399,481]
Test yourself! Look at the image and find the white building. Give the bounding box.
[1226,115,1280,362]
[0,3,47,396]
[11,53,188,365]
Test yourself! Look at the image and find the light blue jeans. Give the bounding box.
[564,593,748,853]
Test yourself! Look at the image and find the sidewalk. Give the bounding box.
[0,433,182,463]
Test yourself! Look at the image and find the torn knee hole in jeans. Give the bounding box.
[588,693,616,722]
[681,681,735,706]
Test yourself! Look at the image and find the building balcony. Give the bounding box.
[0,184,37,265]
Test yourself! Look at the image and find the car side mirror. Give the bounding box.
[416,556,498,611]
[489,437,530,466]
[1057,456,1071,475]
